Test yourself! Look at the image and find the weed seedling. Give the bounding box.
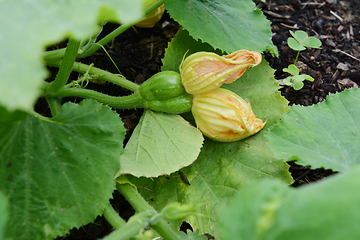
[283,64,314,90]
[283,30,321,90]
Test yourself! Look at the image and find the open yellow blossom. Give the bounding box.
[191,88,266,142]
[180,50,262,95]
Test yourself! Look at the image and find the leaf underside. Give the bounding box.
[267,88,360,172]
[118,110,204,177]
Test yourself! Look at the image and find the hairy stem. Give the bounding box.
[43,39,88,62]
[77,24,132,58]
[46,97,61,117]
[43,0,164,61]
[49,87,145,109]
[116,180,182,240]
[101,212,151,240]
[77,0,165,58]
[47,39,80,93]
[46,60,140,92]
[103,203,126,229]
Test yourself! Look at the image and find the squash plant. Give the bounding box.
[1,0,359,240]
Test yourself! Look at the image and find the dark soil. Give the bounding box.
[260,0,360,187]
[54,0,360,239]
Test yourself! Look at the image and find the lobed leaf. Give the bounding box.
[304,37,322,49]
[287,37,306,51]
[288,30,321,51]
[0,0,146,111]
[267,88,360,172]
[292,81,304,90]
[117,110,204,177]
[136,30,292,238]
[0,99,125,240]
[283,64,299,76]
[164,0,277,55]
[219,166,360,240]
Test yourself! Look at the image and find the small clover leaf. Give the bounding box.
[288,30,321,51]
[283,64,299,76]
[283,64,314,90]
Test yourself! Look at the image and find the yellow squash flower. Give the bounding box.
[191,88,265,142]
[135,2,165,28]
[180,50,262,95]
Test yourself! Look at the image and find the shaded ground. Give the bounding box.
[54,0,360,239]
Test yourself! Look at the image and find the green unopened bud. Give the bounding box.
[145,93,192,114]
[180,50,262,95]
[191,88,266,142]
[162,202,203,221]
[139,71,192,114]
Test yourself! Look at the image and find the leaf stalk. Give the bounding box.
[49,87,145,110]
[46,60,140,92]
[103,203,126,229]
[116,180,182,240]
[47,38,80,93]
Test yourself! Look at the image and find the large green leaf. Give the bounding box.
[219,166,360,240]
[267,88,360,172]
[129,132,292,238]
[117,110,204,177]
[0,99,125,240]
[162,29,223,72]
[0,0,146,111]
[164,0,277,55]
[0,192,8,240]
[135,33,291,238]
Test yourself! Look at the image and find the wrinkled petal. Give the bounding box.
[192,88,266,142]
[180,50,262,95]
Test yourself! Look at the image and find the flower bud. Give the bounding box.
[180,50,262,95]
[191,88,265,142]
[135,3,165,28]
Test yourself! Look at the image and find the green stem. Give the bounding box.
[46,60,140,92]
[43,39,89,62]
[43,0,164,62]
[78,24,132,58]
[150,217,182,240]
[43,48,66,62]
[101,212,151,240]
[116,181,182,240]
[49,87,145,109]
[30,111,54,122]
[116,183,155,213]
[47,38,80,93]
[103,203,126,229]
[46,97,61,116]
[294,51,300,65]
[65,63,94,88]
[145,0,165,17]
[77,0,164,59]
